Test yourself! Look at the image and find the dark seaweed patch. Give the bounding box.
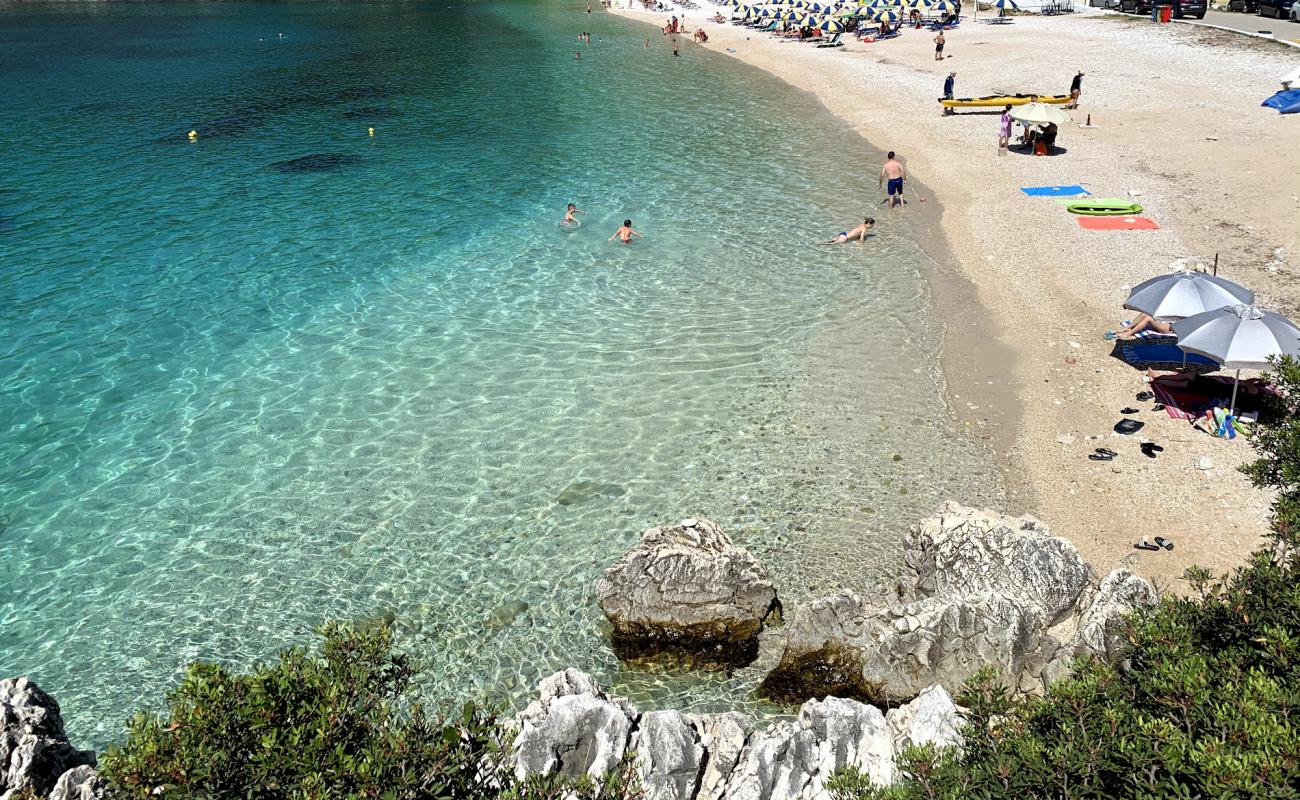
[271,153,362,174]
[341,106,401,120]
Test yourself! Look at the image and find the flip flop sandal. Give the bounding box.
[1103,331,1117,340]
[1096,448,1118,457]
[1154,536,1174,551]
[1136,391,1154,401]
[1133,540,1160,551]
[1140,442,1159,458]
[1089,452,1114,461]
[1152,404,1166,411]
[1120,407,1140,414]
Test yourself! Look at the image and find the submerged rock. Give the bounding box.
[596,518,778,667]
[761,503,1154,703]
[555,480,626,506]
[0,678,97,799]
[271,153,363,174]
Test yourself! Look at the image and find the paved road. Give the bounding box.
[1192,8,1299,38]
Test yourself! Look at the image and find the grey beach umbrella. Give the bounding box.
[1173,304,1300,413]
[1123,270,1254,322]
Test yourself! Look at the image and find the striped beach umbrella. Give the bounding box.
[817,17,845,30]
[930,0,956,11]
[797,12,819,24]
[993,0,1019,7]
[874,7,901,21]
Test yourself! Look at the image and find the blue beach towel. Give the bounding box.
[1113,340,1219,373]
[1020,185,1090,197]
[1262,89,1300,114]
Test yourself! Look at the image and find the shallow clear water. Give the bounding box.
[0,0,1001,747]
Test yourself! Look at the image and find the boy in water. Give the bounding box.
[609,219,642,244]
[822,218,875,244]
[563,203,583,227]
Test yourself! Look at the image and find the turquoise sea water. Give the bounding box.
[0,0,1001,746]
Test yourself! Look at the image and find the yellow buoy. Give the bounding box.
[368,127,375,137]
[187,130,198,141]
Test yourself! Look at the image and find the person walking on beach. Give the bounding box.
[610,219,642,244]
[933,31,945,61]
[820,217,875,244]
[1067,70,1084,109]
[879,152,906,209]
[587,2,592,12]
[941,71,956,116]
[998,104,1013,152]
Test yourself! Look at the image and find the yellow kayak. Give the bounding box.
[940,93,1071,108]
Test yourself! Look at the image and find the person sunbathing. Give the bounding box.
[1106,312,1174,340]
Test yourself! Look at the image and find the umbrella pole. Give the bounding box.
[1230,369,1240,417]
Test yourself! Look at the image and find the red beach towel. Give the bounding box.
[1077,216,1160,231]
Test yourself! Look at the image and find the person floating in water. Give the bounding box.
[821,217,875,244]
[609,219,642,244]
[562,203,584,227]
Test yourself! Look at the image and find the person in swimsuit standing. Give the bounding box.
[1067,70,1084,109]
[998,104,1012,151]
[933,31,945,61]
[879,151,906,209]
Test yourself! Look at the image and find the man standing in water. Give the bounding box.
[609,219,642,244]
[879,152,906,209]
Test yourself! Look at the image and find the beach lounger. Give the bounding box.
[815,32,844,47]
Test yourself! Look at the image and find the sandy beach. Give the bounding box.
[610,2,1300,587]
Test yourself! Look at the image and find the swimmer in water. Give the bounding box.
[819,217,875,244]
[609,219,642,244]
[562,203,584,227]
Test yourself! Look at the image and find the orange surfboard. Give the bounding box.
[1077,216,1159,231]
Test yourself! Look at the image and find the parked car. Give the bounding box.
[1292,0,1300,19]
[1256,0,1295,17]
[1119,0,1207,17]
[1227,0,1258,10]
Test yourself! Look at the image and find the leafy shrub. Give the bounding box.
[830,357,1300,799]
[100,622,635,800]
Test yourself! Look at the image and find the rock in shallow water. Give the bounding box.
[760,502,1155,703]
[596,518,778,667]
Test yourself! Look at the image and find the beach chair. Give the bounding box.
[815,32,844,47]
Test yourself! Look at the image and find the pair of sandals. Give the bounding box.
[1089,447,1117,461]
[1135,537,1175,552]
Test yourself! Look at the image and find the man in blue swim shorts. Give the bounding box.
[879,151,907,209]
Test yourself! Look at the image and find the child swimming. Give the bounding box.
[561,203,584,228]
[609,219,642,244]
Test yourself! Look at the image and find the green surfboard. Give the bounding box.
[1066,199,1144,216]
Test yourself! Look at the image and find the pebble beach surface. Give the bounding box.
[610,2,1299,586]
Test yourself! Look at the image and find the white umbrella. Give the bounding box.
[1123,270,1254,321]
[1009,102,1071,125]
[1173,304,1300,413]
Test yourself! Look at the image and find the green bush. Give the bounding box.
[100,622,635,800]
[830,357,1300,799]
